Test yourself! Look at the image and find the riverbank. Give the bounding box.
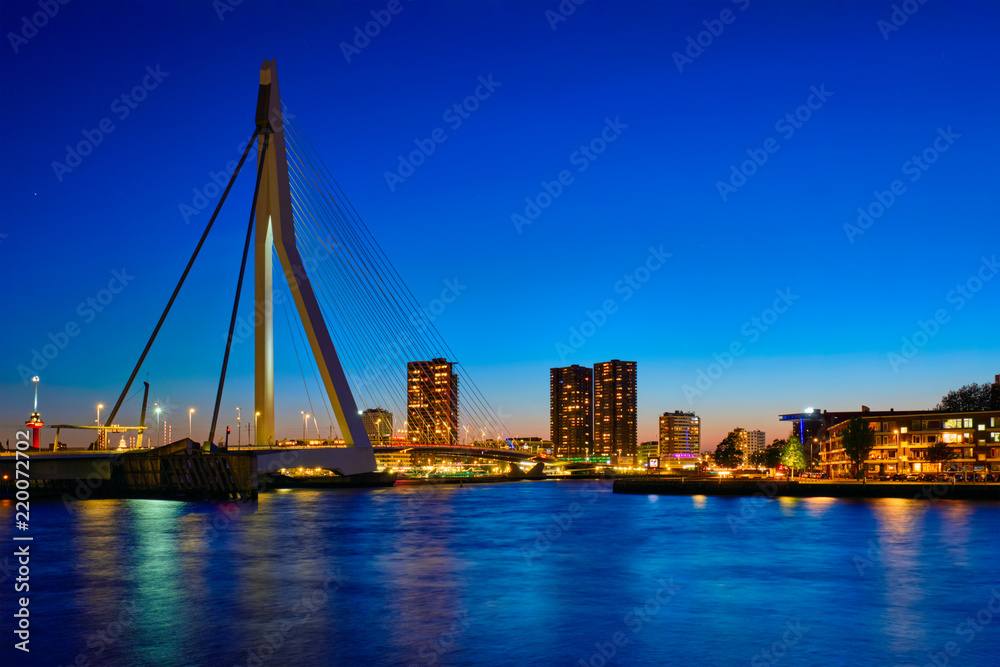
[613,477,1000,501]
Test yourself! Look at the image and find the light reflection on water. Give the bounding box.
[1,482,998,666]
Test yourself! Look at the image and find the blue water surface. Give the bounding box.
[1,481,998,666]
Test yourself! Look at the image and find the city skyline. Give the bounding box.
[0,3,998,666]
[1,1,998,449]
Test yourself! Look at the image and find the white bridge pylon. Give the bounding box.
[253,58,376,475]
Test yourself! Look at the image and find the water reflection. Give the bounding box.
[0,483,997,666]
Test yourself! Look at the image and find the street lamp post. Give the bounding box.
[254,411,260,447]
[236,407,241,448]
[189,408,195,439]
[154,403,161,447]
[301,411,310,440]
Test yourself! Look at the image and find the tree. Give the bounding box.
[936,383,994,412]
[750,440,784,472]
[841,417,875,479]
[714,433,743,469]
[765,439,785,469]
[781,435,806,478]
[925,441,958,470]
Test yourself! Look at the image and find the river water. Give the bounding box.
[1,480,998,666]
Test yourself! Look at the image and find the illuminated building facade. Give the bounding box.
[820,409,1000,476]
[362,408,393,444]
[593,360,637,461]
[550,365,594,458]
[659,411,701,458]
[638,440,659,465]
[407,358,458,445]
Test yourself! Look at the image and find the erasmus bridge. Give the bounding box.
[14,60,543,489]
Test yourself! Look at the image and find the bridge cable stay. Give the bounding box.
[284,138,487,444]
[278,274,327,439]
[284,132,513,448]
[275,115,514,448]
[288,141,512,448]
[208,128,271,445]
[282,121,504,444]
[283,192,412,435]
[105,127,262,429]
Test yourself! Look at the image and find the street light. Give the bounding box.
[189,408,195,439]
[254,411,260,447]
[236,407,241,448]
[301,411,310,440]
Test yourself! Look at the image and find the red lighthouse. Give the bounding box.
[25,376,43,450]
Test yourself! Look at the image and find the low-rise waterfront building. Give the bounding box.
[819,409,1000,476]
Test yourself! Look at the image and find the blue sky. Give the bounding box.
[1,0,997,447]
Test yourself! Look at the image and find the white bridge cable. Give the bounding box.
[286,149,509,448]
[284,160,411,422]
[281,117,512,446]
[285,158,414,437]
[275,261,331,440]
[284,122,512,444]
[285,137,506,445]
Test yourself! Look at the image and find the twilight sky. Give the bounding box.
[1,0,998,448]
